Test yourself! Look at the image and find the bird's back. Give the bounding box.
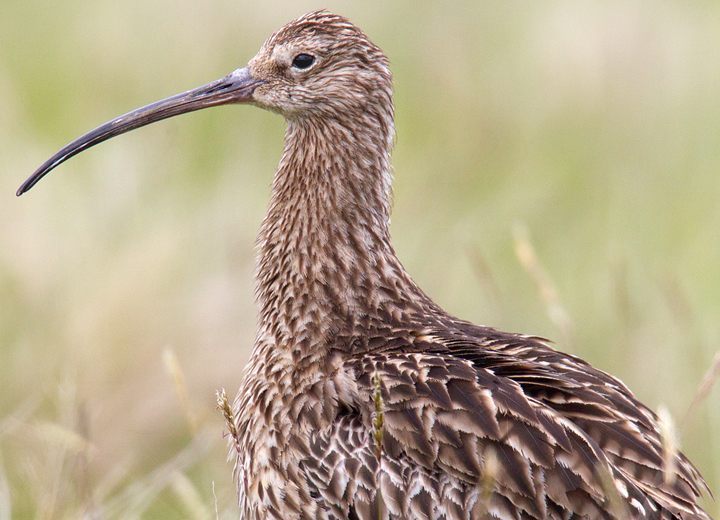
[232,302,711,520]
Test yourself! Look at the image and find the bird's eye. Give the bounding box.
[291,54,315,69]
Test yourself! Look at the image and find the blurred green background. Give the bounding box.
[1,0,718,518]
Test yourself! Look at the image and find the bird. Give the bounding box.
[18,10,712,520]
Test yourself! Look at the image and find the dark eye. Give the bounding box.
[291,54,315,69]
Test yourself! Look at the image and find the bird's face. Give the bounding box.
[249,40,331,116]
[247,12,392,119]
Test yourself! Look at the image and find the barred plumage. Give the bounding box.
[20,9,712,520]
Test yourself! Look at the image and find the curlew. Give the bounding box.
[19,10,712,520]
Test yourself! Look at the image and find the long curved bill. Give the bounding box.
[17,67,263,196]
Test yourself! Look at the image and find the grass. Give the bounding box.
[1,1,718,517]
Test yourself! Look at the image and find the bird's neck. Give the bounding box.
[255,115,428,348]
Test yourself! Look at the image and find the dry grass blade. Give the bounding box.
[656,405,678,486]
[216,389,240,453]
[466,246,502,309]
[513,223,575,348]
[102,428,215,519]
[682,347,720,430]
[29,372,93,520]
[371,369,385,520]
[0,395,41,439]
[213,481,219,520]
[170,470,211,520]
[479,446,497,520]
[371,370,384,459]
[164,347,197,435]
[31,420,96,456]
[0,453,10,520]
[90,460,132,511]
[595,464,630,520]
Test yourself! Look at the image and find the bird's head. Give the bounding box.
[17,10,392,195]
[248,10,392,120]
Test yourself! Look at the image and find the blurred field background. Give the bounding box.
[1,0,719,518]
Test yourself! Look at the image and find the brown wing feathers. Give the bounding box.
[352,323,710,519]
